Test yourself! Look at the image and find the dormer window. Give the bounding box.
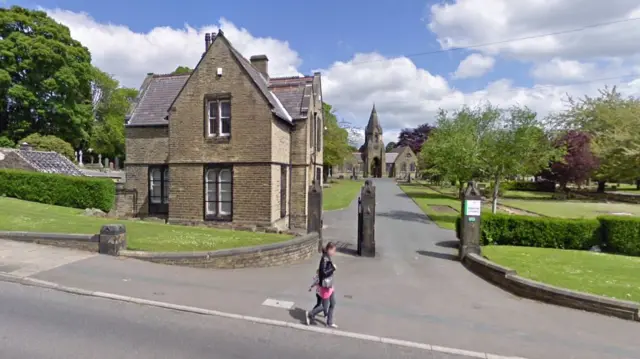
[207,99,231,137]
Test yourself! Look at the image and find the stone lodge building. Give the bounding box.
[124,31,324,230]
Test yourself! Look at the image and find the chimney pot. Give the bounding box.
[204,33,211,52]
[250,54,269,80]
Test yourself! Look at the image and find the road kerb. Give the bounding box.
[0,273,528,359]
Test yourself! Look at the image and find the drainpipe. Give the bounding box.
[288,125,293,230]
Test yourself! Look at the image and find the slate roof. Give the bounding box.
[126,74,189,126]
[126,31,311,127]
[385,152,398,163]
[389,146,406,153]
[269,76,313,120]
[2,149,84,176]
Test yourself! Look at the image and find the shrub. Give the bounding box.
[0,136,15,148]
[0,169,115,212]
[18,134,75,161]
[598,216,640,256]
[504,180,556,192]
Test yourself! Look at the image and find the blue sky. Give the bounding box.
[7,0,529,92]
[5,0,640,143]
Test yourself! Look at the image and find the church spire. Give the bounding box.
[365,104,382,134]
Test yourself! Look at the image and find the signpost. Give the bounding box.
[459,181,482,259]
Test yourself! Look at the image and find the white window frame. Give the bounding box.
[205,167,232,217]
[207,100,231,137]
[149,168,163,204]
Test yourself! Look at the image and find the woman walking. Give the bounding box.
[306,242,337,328]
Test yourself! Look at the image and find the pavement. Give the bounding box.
[1,178,639,359]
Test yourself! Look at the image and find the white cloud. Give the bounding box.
[453,53,495,79]
[428,0,640,61]
[43,7,640,146]
[46,9,302,88]
[531,58,598,83]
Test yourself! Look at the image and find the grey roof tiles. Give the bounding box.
[3,149,85,176]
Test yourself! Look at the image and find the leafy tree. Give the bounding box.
[556,87,640,192]
[397,123,434,154]
[0,6,95,148]
[480,106,562,213]
[420,106,487,197]
[171,66,193,75]
[385,142,396,152]
[541,131,599,190]
[323,103,351,167]
[0,136,14,148]
[19,133,75,160]
[90,68,137,159]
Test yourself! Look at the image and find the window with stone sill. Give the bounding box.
[401,163,407,172]
[204,166,233,220]
[410,163,416,172]
[207,99,231,137]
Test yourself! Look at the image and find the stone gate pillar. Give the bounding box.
[307,180,323,250]
[359,180,376,257]
[459,181,482,259]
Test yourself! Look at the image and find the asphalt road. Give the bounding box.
[0,281,468,359]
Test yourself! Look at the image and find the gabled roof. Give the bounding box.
[1,149,84,176]
[385,152,398,163]
[269,76,314,120]
[389,146,406,153]
[126,73,189,127]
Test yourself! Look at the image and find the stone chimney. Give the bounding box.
[205,33,211,51]
[20,142,32,151]
[250,55,269,80]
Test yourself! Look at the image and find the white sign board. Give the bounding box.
[465,200,482,216]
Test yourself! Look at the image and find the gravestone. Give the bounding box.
[115,157,120,170]
[78,149,83,166]
[358,180,376,257]
[103,157,109,168]
[98,154,103,167]
[307,180,323,250]
[459,181,482,259]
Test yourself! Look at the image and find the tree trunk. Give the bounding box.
[597,181,606,193]
[458,181,464,199]
[492,176,500,214]
[636,179,640,190]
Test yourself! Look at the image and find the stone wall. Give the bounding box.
[463,253,640,322]
[0,232,100,252]
[120,232,319,269]
[577,191,640,204]
[111,182,137,218]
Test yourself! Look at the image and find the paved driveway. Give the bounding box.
[2,179,638,359]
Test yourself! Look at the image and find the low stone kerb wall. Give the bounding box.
[119,232,319,269]
[463,253,640,322]
[0,226,319,269]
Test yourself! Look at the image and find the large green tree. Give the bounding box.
[420,106,488,196]
[323,103,351,167]
[0,6,95,148]
[480,106,561,213]
[556,87,640,191]
[171,66,192,75]
[90,68,138,159]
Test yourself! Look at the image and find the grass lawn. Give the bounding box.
[0,197,291,252]
[500,198,640,218]
[400,184,461,230]
[323,179,362,211]
[483,246,640,303]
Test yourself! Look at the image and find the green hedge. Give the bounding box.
[599,216,640,256]
[456,214,640,256]
[503,181,556,192]
[0,169,115,212]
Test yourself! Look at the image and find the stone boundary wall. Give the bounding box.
[0,231,100,252]
[463,252,640,322]
[119,232,320,269]
[0,229,320,270]
[577,190,640,204]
